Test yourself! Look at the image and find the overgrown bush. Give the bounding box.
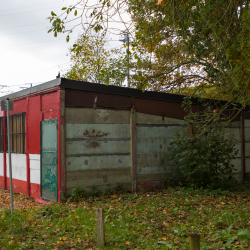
[168,122,239,189]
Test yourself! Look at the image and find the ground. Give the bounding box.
[0,186,250,249]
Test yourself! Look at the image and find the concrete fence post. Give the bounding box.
[96,208,105,246]
[130,105,137,192]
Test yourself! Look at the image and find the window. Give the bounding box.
[9,113,26,153]
[0,113,26,153]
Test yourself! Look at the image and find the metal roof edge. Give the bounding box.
[0,78,247,110]
[60,78,187,103]
[0,78,61,101]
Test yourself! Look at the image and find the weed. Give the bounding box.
[88,185,102,197]
[70,187,88,202]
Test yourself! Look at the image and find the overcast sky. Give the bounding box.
[0,0,85,95]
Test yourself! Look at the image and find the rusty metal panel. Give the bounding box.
[134,98,187,120]
[66,108,130,124]
[65,89,131,108]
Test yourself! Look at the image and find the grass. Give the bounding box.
[1,185,250,249]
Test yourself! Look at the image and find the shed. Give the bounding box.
[0,78,248,202]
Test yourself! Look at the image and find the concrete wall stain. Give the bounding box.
[87,141,100,148]
[83,129,109,138]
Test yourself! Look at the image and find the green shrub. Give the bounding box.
[70,187,87,201]
[88,185,103,197]
[168,122,239,189]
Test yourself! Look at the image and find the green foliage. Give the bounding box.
[48,1,250,124]
[129,0,250,100]
[2,186,250,249]
[237,230,250,244]
[70,182,129,202]
[105,182,129,195]
[88,185,103,197]
[168,122,239,189]
[63,31,129,85]
[70,187,88,202]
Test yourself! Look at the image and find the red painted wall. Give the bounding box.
[28,96,42,154]
[42,92,58,121]
[10,99,26,115]
[0,88,61,199]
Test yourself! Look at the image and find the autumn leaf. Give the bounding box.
[156,0,165,7]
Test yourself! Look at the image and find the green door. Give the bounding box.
[40,120,58,202]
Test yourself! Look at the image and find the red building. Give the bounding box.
[0,78,248,202]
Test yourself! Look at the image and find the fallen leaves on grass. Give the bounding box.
[1,186,250,249]
[0,189,46,210]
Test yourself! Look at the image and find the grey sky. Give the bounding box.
[0,0,81,95]
[0,0,130,95]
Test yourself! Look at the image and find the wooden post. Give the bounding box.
[96,208,105,246]
[189,234,200,250]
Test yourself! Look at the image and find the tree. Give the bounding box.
[63,30,128,85]
[48,0,250,120]
[129,1,250,103]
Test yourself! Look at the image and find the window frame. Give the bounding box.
[0,113,26,154]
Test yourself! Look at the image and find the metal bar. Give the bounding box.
[3,114,7,189]
[23,113,25,154]
[6,98,13,214]
[26,99,30,196]
[57,90,61,202]
[19,114,21,153]
[15,113,17,153]
[40,121,42,199]
[11,116,13,153]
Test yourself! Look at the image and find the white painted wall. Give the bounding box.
[0,153,3,176]
[30,154,40,184]
[6,154,27,181]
